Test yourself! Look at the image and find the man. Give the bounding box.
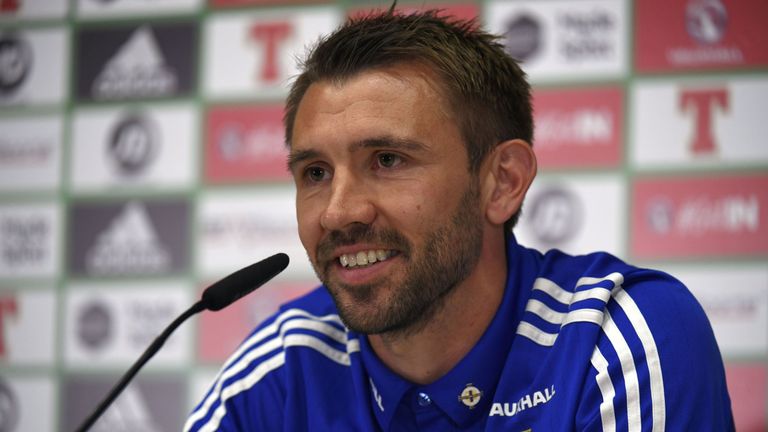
[186,10,734,431]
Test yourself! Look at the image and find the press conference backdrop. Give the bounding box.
[0,0,766,430]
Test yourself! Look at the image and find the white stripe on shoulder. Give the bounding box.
[195,334,353,432]
[590,346,616,432]
[184,308,347,432]
[516,321,558,346]
[602,310,642,432]
[525,298,567,324]
[576,272,624,290]
[613,289,666,431]
[532,277,572,304]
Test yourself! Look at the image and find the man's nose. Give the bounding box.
[320,171,376,232]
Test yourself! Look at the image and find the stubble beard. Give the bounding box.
[312,183,484,337]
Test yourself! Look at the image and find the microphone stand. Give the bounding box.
[74,301,206,432]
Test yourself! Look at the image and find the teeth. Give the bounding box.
[339,249,391,268]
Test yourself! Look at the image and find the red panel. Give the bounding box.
[197,281,317,362]
[204,104,291,183]
[532,86,623,169]
[631,175,768,258]
[726,363,767,432]
[635,0,768,72]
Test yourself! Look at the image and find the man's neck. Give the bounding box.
[366,240,508,385]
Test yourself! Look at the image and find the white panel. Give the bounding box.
[77,0,202,18]
[632,76,768,168]
[0,27,69,107]
[197,187,314,279]
[0,202,61,279]
[485,0,628,82]
[2,289,56,365]
[0,115,63,192]
[64,281,192,368]
[662,265,768,357]
[515,175,625,257]
[70,104,198,192]
[204,7,341,99]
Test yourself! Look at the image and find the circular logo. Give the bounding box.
[458,384,482,409]
[108,114,159,176]
[0,33,32,96]
[685,0,728,45]
[504,14,541,62]
[0,376,19,432]
[78,300,113,350]
[646,198,674,234]
[526,186,583,246]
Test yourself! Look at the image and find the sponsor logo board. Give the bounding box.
[636,0,768,72]
[485,0,628,82]
[71,104,198,192]
[0,202,60,279]
[0,288,56,365]
[197,280,317,362]
[533,86,623,168]
[77,0,202,18]
[0,0,67,19]
[515,175,625,257]
[68,199,190,276]
[632,175,768,258]
[204,7,340,99]
[725,364,767,432]
[76,22,197,101]
[0,374,55,432]
[0,114,62,192]
[62,373,185,432]
[0,27,69,106]
[64,281,191,367]
[197,188,314,279]
[204,104,289,183]
[663,265,768,357]
[632,77,768,169]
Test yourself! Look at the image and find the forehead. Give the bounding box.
[291,64,458,149]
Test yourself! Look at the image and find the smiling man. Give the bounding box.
[185,10,734,431]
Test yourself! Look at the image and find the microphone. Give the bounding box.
[74,253,290,432]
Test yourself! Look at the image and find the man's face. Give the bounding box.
[289,65,484,335]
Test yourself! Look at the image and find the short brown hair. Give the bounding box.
[284,9,533,230]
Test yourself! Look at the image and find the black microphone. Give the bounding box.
[74,253,290,432]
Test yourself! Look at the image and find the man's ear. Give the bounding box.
[482,139,537,226]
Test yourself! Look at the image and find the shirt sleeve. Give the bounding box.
[575,272,735,431]
[183,323,287,432]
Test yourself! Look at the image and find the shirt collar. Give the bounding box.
[359,234,527,429]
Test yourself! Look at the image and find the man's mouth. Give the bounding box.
[338,250,395,268]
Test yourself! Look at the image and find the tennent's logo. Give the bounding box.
[679,87,729,155]
[249,22,292,84]
[0,295,17,358]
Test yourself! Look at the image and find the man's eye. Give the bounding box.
[376,152,402,169]
[305,166,329,182]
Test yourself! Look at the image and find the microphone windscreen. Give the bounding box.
[201,253,290,311]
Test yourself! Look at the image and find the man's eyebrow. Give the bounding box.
[354,136,428,152]
[287,149,321,173]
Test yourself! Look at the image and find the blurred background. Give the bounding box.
[0,0,766,430]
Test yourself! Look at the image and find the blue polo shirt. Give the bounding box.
[185,236,734,431]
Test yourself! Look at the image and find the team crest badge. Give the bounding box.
[458,383,482,409]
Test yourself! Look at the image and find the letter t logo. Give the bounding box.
[0,295,18,358]
[249,22,293,83]
[679,88,729,155]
